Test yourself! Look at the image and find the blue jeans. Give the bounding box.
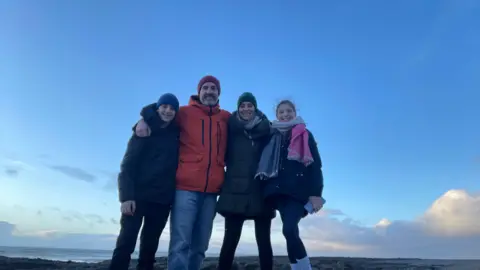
[167,190,217,270]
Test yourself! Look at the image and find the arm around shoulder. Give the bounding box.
[135,103,157,136]
[118,134,146,202]
[131,103,155,137]
[308,130,324,197]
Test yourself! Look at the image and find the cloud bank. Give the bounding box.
[47,165,97,183]
[1,189,479,259]
[2,158,33,178]
[299,189,480,259]
[4,168,19,177]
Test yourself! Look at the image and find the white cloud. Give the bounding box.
[1,189,479,259]
[422,190,480,236]
[298,189,480,259]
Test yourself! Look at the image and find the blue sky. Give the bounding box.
[0,1,479,258]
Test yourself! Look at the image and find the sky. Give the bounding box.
[0,0,479,259]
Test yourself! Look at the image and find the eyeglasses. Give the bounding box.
[202,85,217,91]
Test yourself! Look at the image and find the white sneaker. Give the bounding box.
[296,256,312,270]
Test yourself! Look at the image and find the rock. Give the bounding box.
[0,255,479,270]
[246,264,259,270]
[231,261,242,270]
[276,265,290,270]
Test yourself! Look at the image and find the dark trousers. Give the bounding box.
[275,196,307,264]
[218,215,273,270]
[109,201,170,270]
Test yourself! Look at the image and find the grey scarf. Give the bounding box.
[255,117,305,180]
[236,111,263,130]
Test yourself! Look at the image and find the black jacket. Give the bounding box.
[264,129,324,204]
[216,112,275,219]
[117,113,179,205]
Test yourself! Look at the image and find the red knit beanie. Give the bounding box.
[197,75,221,95]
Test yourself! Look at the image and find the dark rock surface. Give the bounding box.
[1,255,479,270]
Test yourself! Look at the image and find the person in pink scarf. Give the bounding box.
[255,100,325,270]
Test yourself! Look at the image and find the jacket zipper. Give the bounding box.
[201,119,205,146]
[216,121,220,155]
[204,107,213,192]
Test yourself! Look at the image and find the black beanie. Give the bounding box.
[237,92,257,109]
[156,93,179,112]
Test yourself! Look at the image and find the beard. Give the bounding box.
[200,94,218,106]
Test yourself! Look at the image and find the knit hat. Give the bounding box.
[156,93,179,112]
[197,75,221,95]
[237,92,257,109]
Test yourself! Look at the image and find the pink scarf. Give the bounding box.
[287,123,314,166]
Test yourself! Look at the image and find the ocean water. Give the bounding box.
[0,246,167,263]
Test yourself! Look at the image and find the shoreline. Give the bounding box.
[2,255,480,270]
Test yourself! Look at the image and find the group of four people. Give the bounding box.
[108,75,325,270]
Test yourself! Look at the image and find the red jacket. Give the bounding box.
[175,96,230,193]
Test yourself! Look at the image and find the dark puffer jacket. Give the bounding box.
[264,129,324,205]
[216,111,275,219]
[117,112,179,205]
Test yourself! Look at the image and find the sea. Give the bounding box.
[0,246,167,263]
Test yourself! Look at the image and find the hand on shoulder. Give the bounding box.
[135,119,151,137]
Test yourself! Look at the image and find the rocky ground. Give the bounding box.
[1,255,479,270]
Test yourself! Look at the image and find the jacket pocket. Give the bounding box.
[201,120,205,146]
[180,155,203,163]
[177,155,204,188]
[217,121,221,155]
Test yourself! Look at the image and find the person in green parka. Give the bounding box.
[216,92,274,270]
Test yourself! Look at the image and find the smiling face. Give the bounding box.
[199,82,219,106]
[156,104,176,122]
[276,101,296,122]
[238,101,255,121]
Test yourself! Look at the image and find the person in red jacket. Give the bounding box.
[135,75,230,270]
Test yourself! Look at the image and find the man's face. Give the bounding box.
[157,104,176,122]
[199,82,219,106]
[238,102,255,121]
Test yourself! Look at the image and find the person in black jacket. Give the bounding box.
[255,99,325,270]
[109,93,180,270]
[216,92,274,270]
